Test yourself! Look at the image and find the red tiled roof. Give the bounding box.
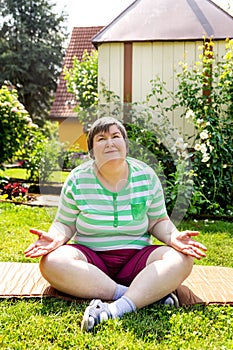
[49,26,103,119]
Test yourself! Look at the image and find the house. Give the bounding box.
[49,26,103,150]
[92,0,233,136]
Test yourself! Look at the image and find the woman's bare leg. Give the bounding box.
[39,245,117,300]
[124,246,193,309]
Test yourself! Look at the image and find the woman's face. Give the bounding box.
[92,124,127,166]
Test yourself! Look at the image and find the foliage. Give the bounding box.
[0,203,233,349]
[95,86,193,220]
[0,170,9,189]
[0,0,67,123]
[63,39,233,217]
[0,87,67,183]
[147,39,233,216]
[0,85,36,167]
[17,128,66,182]
[64,49,98,113]
[0,181,36,203]
[58,147,88,171]
[1,182,27,199]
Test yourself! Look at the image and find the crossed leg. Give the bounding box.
[124,245,193,309]
[39,245,117,300]
[39,244,193,307]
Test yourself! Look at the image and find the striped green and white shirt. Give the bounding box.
[55,157,167,251]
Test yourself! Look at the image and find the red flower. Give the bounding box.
[3,182,28,199]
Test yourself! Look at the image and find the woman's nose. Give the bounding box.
[105,138,114,146]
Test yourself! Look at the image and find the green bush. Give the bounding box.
[18,129,66,183]
[147,39,233,216]
[64,50,98,112]
[0,85,33,167]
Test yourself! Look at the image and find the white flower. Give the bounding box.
[200,130,209,140]
[23,116,32,123]
[181,151,189,159]
[175,137,183,146]
[202,154,210,162]
[196,118,203,124]
[223,164,227,168]
[209,145,214,153]
[185,109,195,119]
[174,138,188,151]
[194,143,201,151]
[28,122,38,128]
[200,144,207,154]
[206,121,210,126]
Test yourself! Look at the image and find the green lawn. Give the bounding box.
[0,203,232,349]
[3,168,69,183]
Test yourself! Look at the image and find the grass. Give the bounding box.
[3,168,69,183]
[0,202,233,349]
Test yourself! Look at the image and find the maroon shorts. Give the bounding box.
[68,244,161,286]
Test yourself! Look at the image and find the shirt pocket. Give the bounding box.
[131,200,147,220]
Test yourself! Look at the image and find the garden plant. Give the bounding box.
[145,39,233,217]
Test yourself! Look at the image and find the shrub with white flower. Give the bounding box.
[200,130,209,140]
[185,109,195,119]
[147,38,233,215]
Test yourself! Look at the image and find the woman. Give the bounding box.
[25,117,207,332]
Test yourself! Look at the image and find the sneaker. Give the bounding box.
[158,292,179,307]
[81,299,112,332]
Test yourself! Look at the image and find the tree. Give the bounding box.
[64,50,98,111]
[0,0,68,124]
[0,84,33,167]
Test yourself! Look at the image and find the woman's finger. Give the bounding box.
[29,228,44,237]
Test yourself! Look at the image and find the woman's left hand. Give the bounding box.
[170,230,207,260]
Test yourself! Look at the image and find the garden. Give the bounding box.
[0,203,232,349]
[0,39,232,349]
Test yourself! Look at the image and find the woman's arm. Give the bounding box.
[24,221,76,258]
[149,217,207,260]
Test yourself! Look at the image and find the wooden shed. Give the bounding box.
[92,0,233,135]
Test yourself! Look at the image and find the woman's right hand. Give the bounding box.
[24,228,65,258]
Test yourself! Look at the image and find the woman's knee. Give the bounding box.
[147,246,193,276]
[39,248,61,278]
[180,252,194,275]
[39,245,86,277]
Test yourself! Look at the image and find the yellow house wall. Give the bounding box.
[58,118,88,151]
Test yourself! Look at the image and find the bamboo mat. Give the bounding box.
[0,262,233,305]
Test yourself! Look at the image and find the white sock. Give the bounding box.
[108,295,136,319]
[113,284,128,301]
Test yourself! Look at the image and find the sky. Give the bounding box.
[55,0,134,31]
[54,0,233,33]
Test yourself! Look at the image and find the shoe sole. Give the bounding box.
[81,303,94,332]
[170,292,180,307]
[81,299,110,332]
